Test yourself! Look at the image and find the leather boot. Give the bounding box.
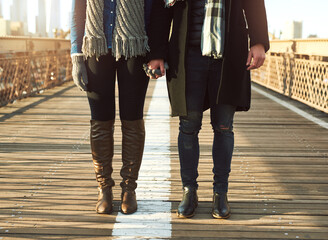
[121,191,137,214]
[120,119,145,214]
[90,119,115,214]
[177,186,198,218]
[211,192,231,219]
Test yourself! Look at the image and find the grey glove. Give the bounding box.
[71,54,88,91]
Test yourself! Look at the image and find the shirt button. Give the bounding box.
[110,24,113,26]
[111,11,113,13]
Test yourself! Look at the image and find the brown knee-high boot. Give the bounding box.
[120,119,145,214]
[90,119,115,214]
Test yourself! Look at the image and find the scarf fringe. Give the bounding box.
[112,36,150,61]
[82,35,109,60]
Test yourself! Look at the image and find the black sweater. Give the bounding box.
[188,0,205,47]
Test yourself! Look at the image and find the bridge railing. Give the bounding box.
[1,37,327,113]
[252,38,328,113]
[0,37,72,107]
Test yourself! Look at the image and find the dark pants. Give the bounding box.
[179,47,236,193]
[85,51,149,121]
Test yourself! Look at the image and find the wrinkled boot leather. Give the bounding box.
[90,120,115,214]
[96,186,113,214]
[120,119,145,214]
[211,192,231,219]
[177,186,198,218]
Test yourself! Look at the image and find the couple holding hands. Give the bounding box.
[70,0,269,219]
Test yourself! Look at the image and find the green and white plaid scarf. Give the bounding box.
[201,0,225,58]
[165,0,225,58]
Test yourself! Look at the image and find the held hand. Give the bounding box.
[147,59,165,79]
[71,55,88,91]
[246,44,266,71]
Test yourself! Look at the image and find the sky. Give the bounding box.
[265,0,328,38]
[1,0,328,39]
[1,0,72,33]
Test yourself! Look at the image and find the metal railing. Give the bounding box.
[252,39,328,113]
[1,37,327,113]
[0,37,72,107]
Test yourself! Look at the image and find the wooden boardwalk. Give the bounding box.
[0,78,327,239]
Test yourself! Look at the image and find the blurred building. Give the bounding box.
[36,0,47,37]
[48,0,61,37]
[0,0,2,18]
[10,21,25,36]
[0,17,27,37]
[281,21,303,39]
[11,0,28,22]
[307,34,318,38]
[0,18,11,36]
[11,0,28,35]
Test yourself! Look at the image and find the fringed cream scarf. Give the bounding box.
[82,0,149,60]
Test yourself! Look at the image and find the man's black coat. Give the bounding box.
[148,0,270,116]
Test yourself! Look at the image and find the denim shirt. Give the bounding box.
[71,0,153,55]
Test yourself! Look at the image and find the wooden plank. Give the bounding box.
[0,80,328,239]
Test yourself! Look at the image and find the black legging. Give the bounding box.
[85,50,149,121]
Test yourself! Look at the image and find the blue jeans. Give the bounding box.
[178,47,236,193]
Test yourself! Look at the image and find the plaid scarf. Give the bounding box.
[164,0,225,58]
[201,0,225,58]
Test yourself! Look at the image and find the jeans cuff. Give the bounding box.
[213,183,228,193]
[183,183,198,190]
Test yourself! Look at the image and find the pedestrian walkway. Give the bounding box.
[0,78,327,239]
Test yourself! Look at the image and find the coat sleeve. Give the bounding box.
[242,0,270,52]
[147,0,173,61]
[70,0,86,55]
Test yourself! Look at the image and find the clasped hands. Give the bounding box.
[71,44,265,90]
[146,44,266,79]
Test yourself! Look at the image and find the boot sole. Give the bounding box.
[120,210,137,214]
[96,209,113,214]
[177,211,195,218]
[120,207,137,214]
[212,212,231,219]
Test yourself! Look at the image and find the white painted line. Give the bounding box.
[252,85,328,129]
[112,77,171,239]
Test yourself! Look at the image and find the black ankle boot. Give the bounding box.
[177,186,198,218]
[212,192,231,219]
